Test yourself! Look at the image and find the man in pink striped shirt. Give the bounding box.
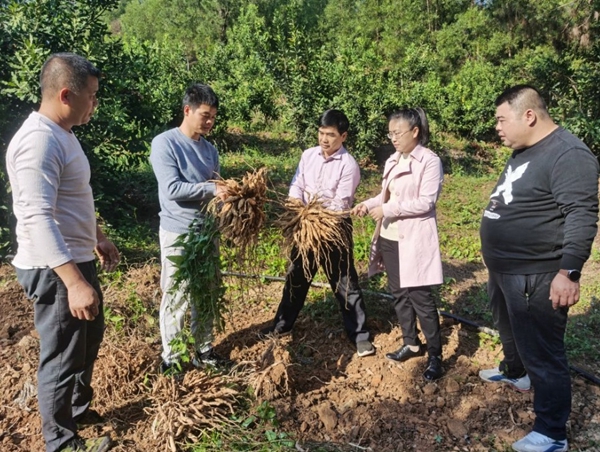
[260,109,374,357]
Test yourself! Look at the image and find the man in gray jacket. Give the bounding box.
[150,83,228,374]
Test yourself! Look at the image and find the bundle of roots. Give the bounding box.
[145,371,241,451]
[278,197,351,279]
[210,167,268,257]
[248,341,292,401]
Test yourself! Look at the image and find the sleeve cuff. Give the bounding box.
[560,254,585,271]
[381,203,394,218]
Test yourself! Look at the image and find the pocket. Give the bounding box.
[15,267,58,302]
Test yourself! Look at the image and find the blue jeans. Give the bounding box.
[488,270,570,441]
[16,261,104,452]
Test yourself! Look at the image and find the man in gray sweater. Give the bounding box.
[6,53,119,452]
[150,84,228,374]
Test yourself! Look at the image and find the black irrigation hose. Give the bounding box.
[438,310,500,337]
[223,270,600,386]
[439,311,600,387]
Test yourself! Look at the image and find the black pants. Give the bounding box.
[378,236,442,357]
[488,270,570,441]
[16,261,104,452]
[272,219,370,343]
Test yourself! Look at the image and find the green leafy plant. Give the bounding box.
[168,216,226,360]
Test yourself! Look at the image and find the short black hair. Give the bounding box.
[319,109,349,134]
[40,53,100,97]
[182,83,219,110]
[388,107,430,145]
[495,84,548,118]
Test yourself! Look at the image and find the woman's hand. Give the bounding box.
[351,204,369,217]
[369,206,384,221]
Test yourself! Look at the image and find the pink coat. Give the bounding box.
[362,145,443,288]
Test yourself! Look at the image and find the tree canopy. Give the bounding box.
[1,0,600,255]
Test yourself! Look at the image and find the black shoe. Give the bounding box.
[423,355,443,381]
[159,360,182,376]
[385,345,424,362]
[258,324,292,340]
[193,349,233,371]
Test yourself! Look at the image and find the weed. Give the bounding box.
[565,295,600,366]
[171,217,225,325]
[436,174,496,263]
[103,306,124,331]
[478,332,502,351]
[189,400,296,451]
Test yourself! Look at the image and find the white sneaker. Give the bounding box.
[512,431,568,452]
[479,367,531,392]
[356,340,375,357]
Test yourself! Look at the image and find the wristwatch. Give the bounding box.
[559,269,581,282]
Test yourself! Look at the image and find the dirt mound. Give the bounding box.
[1,264,599,451]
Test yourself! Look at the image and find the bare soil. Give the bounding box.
[1,262,599,452]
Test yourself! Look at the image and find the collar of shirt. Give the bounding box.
[388,144,427,164]
[319,145,347,161]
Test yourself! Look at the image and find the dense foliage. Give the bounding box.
[1,0,600,257]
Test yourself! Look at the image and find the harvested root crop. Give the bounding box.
[278,197,351,279]
[145,371,242,451]
[210,167,268,258]
[248,340,292,401]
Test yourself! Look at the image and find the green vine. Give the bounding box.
[168,216,227,350]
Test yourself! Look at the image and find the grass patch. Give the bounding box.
[567,281,600,369]
[437,174,496,262]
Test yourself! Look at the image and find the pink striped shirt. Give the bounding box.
[288,145,360,211]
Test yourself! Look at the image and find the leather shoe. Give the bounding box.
[385,345,424,362]
[423,355,443,381]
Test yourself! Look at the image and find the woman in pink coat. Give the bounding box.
[352,108,444,381]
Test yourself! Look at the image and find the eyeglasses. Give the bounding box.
[387,129,412,140]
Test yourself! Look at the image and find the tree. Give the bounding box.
[0,0,202,237]
[117,0,243,61]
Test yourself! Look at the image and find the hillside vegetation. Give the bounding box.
[1,0,600,255]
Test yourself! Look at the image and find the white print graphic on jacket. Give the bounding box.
[490,162,530,205]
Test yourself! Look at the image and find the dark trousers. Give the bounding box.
[378,236,442,357]
[272,219,370,343]
[488,270,570,441]
[16,261,104,452]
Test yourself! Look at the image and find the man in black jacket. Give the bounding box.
[479,85,599,452]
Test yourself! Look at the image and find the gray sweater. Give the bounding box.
[150,128,220,234]
[6,112,97,268]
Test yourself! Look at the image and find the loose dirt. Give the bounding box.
[1,263,599,451]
